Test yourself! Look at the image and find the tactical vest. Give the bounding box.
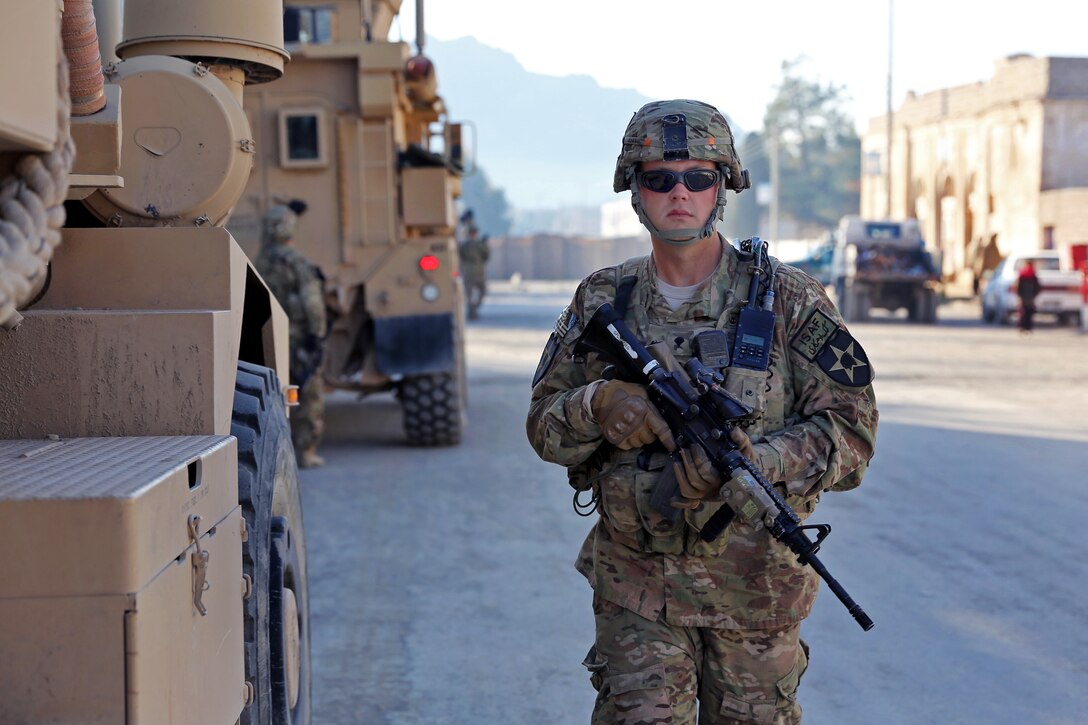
[579,246,785,557]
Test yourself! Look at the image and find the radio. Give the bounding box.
[731,237,777,371]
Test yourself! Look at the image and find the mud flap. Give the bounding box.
[374,313,454,375]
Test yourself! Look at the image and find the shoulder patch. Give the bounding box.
[790,309,838,361]
[532,305,579,388]
[791,310,872,387]
[814,328,872,387]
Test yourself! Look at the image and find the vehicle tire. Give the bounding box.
[924,291,939,323]
[233,361,311,725]
[908,291,922,322]
[835,279,854,322]
[854,289,870,322]
[982,302,994,323]
[400,371,464,446]
[910,289,938,324]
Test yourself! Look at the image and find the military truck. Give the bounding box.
[831,215,942,323]
[1,1,310,722]
[230,0,470,447]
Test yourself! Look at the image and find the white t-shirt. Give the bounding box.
[656,275,704,311]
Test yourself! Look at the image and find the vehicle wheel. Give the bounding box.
[233,361,311,725]
[836,280,854,322]
[998,305,1012,326]
[908,291,922,322]
[910,290,938,324]
[924,292,939,323]
[853,290,870,322]
[399,371,464,446]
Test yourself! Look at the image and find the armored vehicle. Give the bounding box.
[230,0,470,446]
[1,1,310,722]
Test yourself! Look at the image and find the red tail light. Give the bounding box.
[419,255,440,271]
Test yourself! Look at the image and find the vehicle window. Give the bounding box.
[1015,257,1061,272]
[284,7,335,45]
[278,107,327,168]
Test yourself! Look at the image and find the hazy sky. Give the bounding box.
[392,0,1088,133]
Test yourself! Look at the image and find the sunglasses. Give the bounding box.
[637,168,720,193]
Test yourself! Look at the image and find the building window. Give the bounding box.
[284,7,335,45]
[864,151,882,176]
[937,137,951,163]
[278,108,327,168]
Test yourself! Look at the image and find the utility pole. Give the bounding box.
[770,129,780,242]
[885,0,894,219]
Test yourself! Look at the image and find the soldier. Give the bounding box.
[526,100,879,723]
[458,213,490,319]
[256,203,328,468]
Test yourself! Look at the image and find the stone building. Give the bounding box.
[861,55,1088,291]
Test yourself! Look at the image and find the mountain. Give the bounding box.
[426,36,653,213]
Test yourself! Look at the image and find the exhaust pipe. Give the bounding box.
[416,0,425,54]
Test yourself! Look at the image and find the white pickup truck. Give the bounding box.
[981,251,1083,325]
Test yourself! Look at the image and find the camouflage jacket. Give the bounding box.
[459,239,490,282]
[256,243,326,349]
[526,239,878,629]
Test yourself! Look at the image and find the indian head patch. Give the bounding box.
[791,310,873,387]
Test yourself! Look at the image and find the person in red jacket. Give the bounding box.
[1016,260,1042,334]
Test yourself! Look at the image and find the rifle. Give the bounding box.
[574,302,874,631]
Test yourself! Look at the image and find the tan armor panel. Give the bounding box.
[0,228,289,439]
[0,436,245,724]
[0,0,60,152]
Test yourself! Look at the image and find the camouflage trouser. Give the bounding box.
[290,372,325,455]
[584,596,808,724]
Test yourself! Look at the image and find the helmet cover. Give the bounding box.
[614,99,750,243]
[263,204,298,244]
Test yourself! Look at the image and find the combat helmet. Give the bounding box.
[262,203,298,245]
[614,99,750,244]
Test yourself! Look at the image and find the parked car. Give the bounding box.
[980,251,1082,325]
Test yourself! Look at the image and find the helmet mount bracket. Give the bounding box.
[661,114,690,162]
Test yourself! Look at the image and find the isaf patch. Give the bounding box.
[790,309,838,361]
[791,310,872,387]
[531,305,579,388]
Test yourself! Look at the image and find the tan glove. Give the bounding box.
[590,380,676,451]
[728,426,754,460]
[731,427,783,485]
[671,444,723,510]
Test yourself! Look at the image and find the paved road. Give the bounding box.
[300,281,1088,724]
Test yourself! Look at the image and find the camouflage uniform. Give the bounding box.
[256,205,328,467]
[459,226,489,318]
[526,100,878,724]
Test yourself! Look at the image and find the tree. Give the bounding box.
[722,129,771,240]
[459,165,513,237]
[762,57,861,231]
